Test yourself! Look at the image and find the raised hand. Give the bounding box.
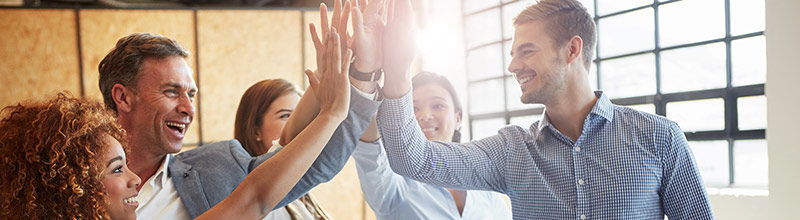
[381,0,417,98]
[306,27,353,120]
[351,0,386,73]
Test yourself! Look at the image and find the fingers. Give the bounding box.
[320,3,330,37]
[332,0,341,33]
[351,8,365,38]
[309,23,323,52]
[340,1,352,44]
[305,69,320,90]
[332,27,342,74]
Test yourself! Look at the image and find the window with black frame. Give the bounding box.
[461,0,767,190]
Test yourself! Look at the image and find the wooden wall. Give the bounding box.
[0,8,371,220]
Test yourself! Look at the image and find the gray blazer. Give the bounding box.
[168,86,380,218]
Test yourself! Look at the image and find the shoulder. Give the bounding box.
[612,105,678,134]
[174,139,252,168]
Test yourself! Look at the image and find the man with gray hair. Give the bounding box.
[374,0,714,219]
[99,32,379,219]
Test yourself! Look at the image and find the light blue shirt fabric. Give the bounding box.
[353,140,512,220]
[376,91,714,219]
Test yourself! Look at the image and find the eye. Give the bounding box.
[112,165,123,174]
[413,106,420,113]
[279,113,291,119]
[433,103,446,110]
[164,89,179,98]
[188,90,197,99]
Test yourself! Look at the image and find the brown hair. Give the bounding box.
[98,33,190,112]
[0,92,126,219]
[513,0,596,68]
[234,79,300,156]
[412,72,463,143]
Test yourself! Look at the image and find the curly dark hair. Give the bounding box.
[0,92,126,219]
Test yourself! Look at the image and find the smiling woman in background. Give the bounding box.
[234,79,331,220]
[352,72,512,220]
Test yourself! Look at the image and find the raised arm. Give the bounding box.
[198,28,353,220]
[280,0,382,144]
[375,0,507,192]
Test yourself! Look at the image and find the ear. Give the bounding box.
[455,110,463,129]
[564,35,583,65]
[255,129,262,142]
[112,83,134,113]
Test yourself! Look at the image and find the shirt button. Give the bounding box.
[574,146,581,152]
[580,214,587,220]
[578,179,585,185]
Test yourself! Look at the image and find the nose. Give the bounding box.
[177,93,196,117]
[508,56,522,75]
[128,171,142,188]
[417,108,434,122]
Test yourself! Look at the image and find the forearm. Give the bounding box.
[199,113,343,220]
[376,90,507,192]
[274,86,380,207]
[279,89,320,146]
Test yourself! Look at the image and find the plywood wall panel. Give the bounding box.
[197,10,303,142]
[78,9,200,145]
[0,9,81,108]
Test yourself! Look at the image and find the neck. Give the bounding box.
[119,117,166,187]
[543,71,597,142]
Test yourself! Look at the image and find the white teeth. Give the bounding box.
[124,196,138,204]
[518,76,533,84]
[421,128,436,132]
[165,122,186,129]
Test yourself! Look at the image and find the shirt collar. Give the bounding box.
[537,91,613,131]
[154,155,171,186]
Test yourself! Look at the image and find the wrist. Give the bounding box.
[318,108,347,122]
[382,68,411,99]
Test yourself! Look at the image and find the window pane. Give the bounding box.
[624,103,656,115]
[469,79,505,114]
[505,76,544,111]
[596,0,651,16]
[734,139,768,187]
[503,40,513,76]
[667,98,725,132]
[465,9,502,48]
[598,53,656,98]
[732,36,766,86]
[502,0,532,39]
[510,113,542,128]
[660,43,726,93]
[471,118,506,140]
[730,0,765,35]
[598,8,654,57]
[467,43,504,80]
[658,0,725,47]
[688,140,729,187]
[738,95,767,130]
[464,0,500,14]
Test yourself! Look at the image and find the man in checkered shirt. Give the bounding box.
[374,0,714,219]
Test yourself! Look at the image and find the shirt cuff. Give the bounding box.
[353,84,377,100]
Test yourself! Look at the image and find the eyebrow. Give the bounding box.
[162,82,198,93]
[275,109,293,114]
[413,96,449,103]
[510,43,535,57]
[106,156,123,167]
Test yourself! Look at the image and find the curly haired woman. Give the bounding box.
[0,93,138,219]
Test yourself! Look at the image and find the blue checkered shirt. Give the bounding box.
[376,91,714,219]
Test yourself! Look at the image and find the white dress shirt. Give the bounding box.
[135,155,192,220]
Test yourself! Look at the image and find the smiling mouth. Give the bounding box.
[421,127,437,133]
[124,196,139,206]
[516,74,535,84]
[165,121,187,134]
